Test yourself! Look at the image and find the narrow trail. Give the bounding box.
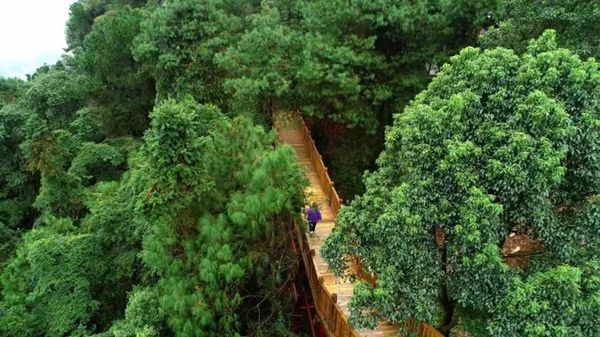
[275,112,400,337]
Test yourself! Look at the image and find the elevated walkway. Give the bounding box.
[275,112,443,337]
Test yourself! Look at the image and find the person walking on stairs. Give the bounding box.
[305,202,322,236]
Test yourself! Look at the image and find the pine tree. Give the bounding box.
[139,97,306,336]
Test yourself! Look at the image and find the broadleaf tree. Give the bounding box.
[322,31,600,337]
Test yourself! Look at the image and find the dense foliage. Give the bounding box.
[132,0,248,107]
[480,0,600,58]
[2,1,308,335]
[139,98,306,336]
[80,6,155,136]
[322,31,600,337]
[295,0,499,131]
[2,0,598,336]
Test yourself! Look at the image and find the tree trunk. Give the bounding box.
[439,243,457,336]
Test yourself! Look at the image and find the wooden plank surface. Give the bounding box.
[275,112,398,337]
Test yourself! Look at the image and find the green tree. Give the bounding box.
[295,0,499,130]
[0,66,97,233]
[292,0,499,201]
[0,103,37,231]
[67,0,111,51]
[77,158,148,332]
[22,68,90,132]
[29,130,87,220]
[105,287,166,337]
[139,97,305,336]
[80,6,155,136]
[18,64,135,221]
[1,143,149,337]
[480,0,600,58]
[0,215,101,337]
[0,80,35,274]
[322,31,600,336]
[66,0,151,51]
[217,1,302,121]
[133,0,256,107]
[0,77,26,109]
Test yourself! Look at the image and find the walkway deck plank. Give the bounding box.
[275,112,398,337]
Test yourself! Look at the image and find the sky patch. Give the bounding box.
[0,0,75,79]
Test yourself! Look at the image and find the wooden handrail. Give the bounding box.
[293,111,343,216]
[292,217,339,336]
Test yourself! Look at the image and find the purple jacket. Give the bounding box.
[305,207,322,223]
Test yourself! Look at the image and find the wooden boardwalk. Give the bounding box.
[275,112,400,337]
[275,112,444,337]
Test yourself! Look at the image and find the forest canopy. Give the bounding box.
[1,0,598,337]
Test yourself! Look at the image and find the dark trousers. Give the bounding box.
[309,222,317,232]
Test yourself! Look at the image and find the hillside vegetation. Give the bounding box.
[0,1,598,337]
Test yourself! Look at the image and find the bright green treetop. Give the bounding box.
[217,3,302,120]
[80,6,155,137]
[322,31,600,337]
[133,0,253,107]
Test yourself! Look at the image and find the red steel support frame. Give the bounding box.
[302,291,317,337]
